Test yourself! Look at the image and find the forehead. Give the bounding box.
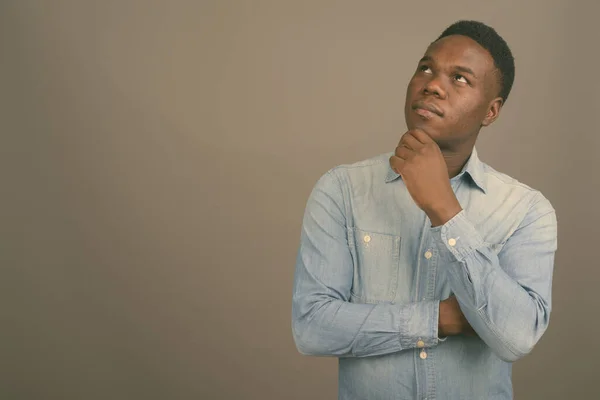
[424,35,496,77]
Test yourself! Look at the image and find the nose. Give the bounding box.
[422,76,447,99]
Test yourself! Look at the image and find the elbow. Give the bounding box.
[493,332,542,363]
[291,301,321,356]
[293,333,346,357]
[480,302,550,363]
[291,319,310,355]
[292,319,325,356]
[294,337,321,356]
[292,300,344,357]
[291,295,351,357]
[495,346,528,363]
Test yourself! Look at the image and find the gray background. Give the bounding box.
[1,1,597,399]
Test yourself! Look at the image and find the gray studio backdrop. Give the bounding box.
[1,1,598,399]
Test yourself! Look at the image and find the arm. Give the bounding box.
[430,195,558,362]
[291,169,441,358]
[388,128,558,361]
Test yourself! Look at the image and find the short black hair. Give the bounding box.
[435,20,515,103]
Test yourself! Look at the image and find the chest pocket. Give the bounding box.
[348,228,402,304]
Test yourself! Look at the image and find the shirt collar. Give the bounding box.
[384,146,487,194]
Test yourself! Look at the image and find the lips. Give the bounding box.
[412,101,443,117]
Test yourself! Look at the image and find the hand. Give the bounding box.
[389,129,462,226]
[438,296,477,337]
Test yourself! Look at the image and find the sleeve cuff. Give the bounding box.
[398,300,440,349]
[430,210,485,264]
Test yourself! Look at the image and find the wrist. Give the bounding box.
[426,199,462,227]
[438,301,446,338]
[438,300,454,338]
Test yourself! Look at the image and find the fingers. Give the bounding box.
[400,131,423,151]
[390,128,434,175]
[391,141,416,174]
[394,144,412,160]
[389,155,405,174]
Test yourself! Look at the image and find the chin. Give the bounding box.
[407,119,439,137]
[408,125,450,148]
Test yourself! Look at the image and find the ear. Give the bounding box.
[481,97,503,127]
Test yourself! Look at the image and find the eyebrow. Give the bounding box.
[419,56,478,79]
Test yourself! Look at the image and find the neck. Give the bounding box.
[441,147,474,178]
[436,133,478,178]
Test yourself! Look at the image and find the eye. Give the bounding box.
[419,65,432,74]
[455,74,468,84]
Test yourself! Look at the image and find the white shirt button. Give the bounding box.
[417,340,425,348]
[448,238,457,247]
[363,235,371,243]
[424,251,432,259]
[420,351,427,359]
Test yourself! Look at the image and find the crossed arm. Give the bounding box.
[291,170,557,362]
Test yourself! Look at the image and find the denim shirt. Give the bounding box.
[291,148,558,400]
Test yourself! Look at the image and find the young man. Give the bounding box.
[291,20,558,400]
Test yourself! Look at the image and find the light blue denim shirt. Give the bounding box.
[291,148,558,400]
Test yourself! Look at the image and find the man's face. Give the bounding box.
[404,34,502,150]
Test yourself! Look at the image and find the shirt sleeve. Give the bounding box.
[430,195,558,362]
[292,169,441,358]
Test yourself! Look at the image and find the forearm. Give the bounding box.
[293,169,443,358]
[444,256,550,361]
[292,291,440,357]
[431,209,557,362]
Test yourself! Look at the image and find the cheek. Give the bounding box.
[404,80,422,115]
[406,77,421,96]
[452,99,486,128]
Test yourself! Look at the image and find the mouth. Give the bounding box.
[412,101,443,118]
